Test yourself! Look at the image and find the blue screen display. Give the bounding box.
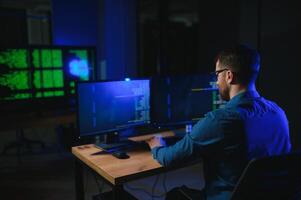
[151,74,219,126]
[77,80,150,137]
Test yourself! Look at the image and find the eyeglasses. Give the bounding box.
[211,68,229,81]
[215,68,229,76]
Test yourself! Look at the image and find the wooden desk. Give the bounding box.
[72,129,187,200]
[72,144,164,200]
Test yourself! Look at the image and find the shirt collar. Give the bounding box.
[225,90,260,107]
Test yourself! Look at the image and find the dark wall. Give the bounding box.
[51,0,99,46]
[257,1,299,149]
[0,8,28,46]
[138,0,241,76]
[51,0,138,80]
[198,0,240,73]
[102,0,137,79]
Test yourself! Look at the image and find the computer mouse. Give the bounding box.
[112,151,130,159]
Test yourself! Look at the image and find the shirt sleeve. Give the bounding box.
[151,111,224,166]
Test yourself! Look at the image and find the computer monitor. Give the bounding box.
[151,74,222,127]
[76,79,151,142]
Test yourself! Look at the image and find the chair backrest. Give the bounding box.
[230,153,301,200]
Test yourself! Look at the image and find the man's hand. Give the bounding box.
[146,135,166,149]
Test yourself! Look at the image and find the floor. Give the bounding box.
[0,143,204,200]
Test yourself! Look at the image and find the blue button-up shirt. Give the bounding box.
[151,90,291,187]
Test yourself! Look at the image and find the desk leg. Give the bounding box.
[75,159,84,200]
[112,185,123,200]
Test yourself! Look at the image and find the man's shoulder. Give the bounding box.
[237,96,287,119]
[257,97,286,112]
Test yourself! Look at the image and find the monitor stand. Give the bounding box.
[95,132,134,152]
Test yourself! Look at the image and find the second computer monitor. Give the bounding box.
[151,74,220,126]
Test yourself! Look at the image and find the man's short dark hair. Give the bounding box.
[216,44,260,84]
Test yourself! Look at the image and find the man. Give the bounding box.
[146,44,292,198]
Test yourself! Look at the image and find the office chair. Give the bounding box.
[230,153,301,200]
[166,153,301,200]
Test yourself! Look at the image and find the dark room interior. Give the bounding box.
[0,0,300,200]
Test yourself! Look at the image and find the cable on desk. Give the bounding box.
[151,174,160,200]
[162,172,167,194]
[124,183,166,199]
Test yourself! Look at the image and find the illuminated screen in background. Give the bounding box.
[0,46,95,100]
[151,74,226,126]
[77,80,151,137]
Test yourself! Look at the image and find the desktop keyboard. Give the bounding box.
[95,140,135,152]
[95,139,150,152]
[95,128,187,152]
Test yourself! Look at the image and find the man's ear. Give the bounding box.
[226,70,234,84]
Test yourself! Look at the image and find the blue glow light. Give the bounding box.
[69,59,89,80]
[125,78,131,81]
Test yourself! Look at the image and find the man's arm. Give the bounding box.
[146,134,194,166]
[146,111,224,166]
